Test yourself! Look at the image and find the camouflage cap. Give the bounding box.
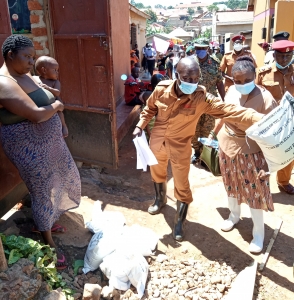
[186,45,195,53]
[194,38,210,48]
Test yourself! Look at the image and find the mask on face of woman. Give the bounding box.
[196,50,207,59]
[233,43,243,52]
[234,80,255,95]
[176,72,198,94]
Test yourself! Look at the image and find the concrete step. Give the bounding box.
[116,101,141,145]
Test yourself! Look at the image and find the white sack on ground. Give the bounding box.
[85,201,126,234]
[100,250,149,299]
[116,224,159,256]
[246,91,294,172]
[83,201,125,273]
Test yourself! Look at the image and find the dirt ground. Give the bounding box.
[1,125,294,300]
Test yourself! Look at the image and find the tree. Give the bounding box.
[207,4,218,12]
[145,9,157,24]
[227,0,243,10]
[187,7,195,16]
[134,2,145,9]
[167,6,174,9]
[200,28,212,39]
[197,6,203,11]
[155,4,163,9]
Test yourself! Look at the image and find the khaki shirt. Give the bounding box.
[136,80,263,158]
[218,85,277,157]
[220,49,258,90]
[256,63,294,104]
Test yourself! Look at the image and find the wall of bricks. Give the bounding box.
[27,0,50,57]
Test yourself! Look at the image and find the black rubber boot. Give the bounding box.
[190,150,200,164]
[148,182,167,215]
[173,200,189,242]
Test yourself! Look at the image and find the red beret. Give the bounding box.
[232,35,245,42]
[272,40,294,52]
[262,42,269,48]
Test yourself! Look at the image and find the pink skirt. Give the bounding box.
[219,148,274,212]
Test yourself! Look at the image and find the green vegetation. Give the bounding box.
[0,234,74,300]
[213,0,248,10]
[187,7,195,16]
[207,4,218,12]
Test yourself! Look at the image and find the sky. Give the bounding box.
[134,0,223,7]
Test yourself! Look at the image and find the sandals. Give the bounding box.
[56,254,67,270]
[278,183,294,194]
[32,224,67,234]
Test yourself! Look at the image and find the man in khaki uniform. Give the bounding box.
[256,40,294,194]
[133,57,263,242]
[220,35,257,92]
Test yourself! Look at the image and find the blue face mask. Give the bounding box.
[235,80,255,95]
[176,73,198,94]
[276,60,292,70]
[196,50,207,59]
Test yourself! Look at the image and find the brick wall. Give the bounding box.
[27,0,50,56]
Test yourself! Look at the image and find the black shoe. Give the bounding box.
[190,151,200,164]
[148,182,167,215]
[172,200,189,242]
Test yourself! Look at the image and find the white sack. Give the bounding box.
[85,201,126,234]
[117,225,159,256]
[100,250,149,299]
[83,201,125,273]
[246,91,294,172]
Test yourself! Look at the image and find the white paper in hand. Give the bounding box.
[246,91,294,172]
[133,131,158,171]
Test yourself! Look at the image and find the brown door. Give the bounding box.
[0,0,28,217]
[0,0,11,65]
[49,0,118,168]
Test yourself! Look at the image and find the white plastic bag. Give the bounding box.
[83,201,126,273]
[246,91,294,172]
[100,250,149,299]
[117,225,159,256]
[85,201,126,234]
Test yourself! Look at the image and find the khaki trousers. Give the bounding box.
[276,160,294,186]
[150,143,193,204]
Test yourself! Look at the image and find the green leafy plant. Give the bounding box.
[0,234,74,300]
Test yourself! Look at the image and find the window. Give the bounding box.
[8,0,31,34]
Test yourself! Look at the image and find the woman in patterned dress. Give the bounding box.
[209,57,277,253]
[0,35,81,269]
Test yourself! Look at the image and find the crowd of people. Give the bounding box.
[132,30,294,254]
[1,29,294,271]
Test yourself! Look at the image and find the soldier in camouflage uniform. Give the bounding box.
[191,38,225,164]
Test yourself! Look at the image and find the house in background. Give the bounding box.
[129,4,149,52]
[247,0,294,67]
[184,18,201,36]
[169,27,194,42]
[196,11,214,27]
[212,11,254,49]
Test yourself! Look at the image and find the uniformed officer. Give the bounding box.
[191,38,225,164]
[264,31,290,65]
[133,57,263,242]
[220,35,257,92]
[214,46,223,63]
[256,39,294,194]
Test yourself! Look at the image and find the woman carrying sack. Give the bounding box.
[210,57,277,253]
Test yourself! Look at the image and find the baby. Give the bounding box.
[34,56,68,137]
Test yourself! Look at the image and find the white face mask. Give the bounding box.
[234,43,243,51]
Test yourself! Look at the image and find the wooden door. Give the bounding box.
[49,0,118,168]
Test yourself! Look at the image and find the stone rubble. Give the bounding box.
[0,255,237,299]
[68,255,236,300]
